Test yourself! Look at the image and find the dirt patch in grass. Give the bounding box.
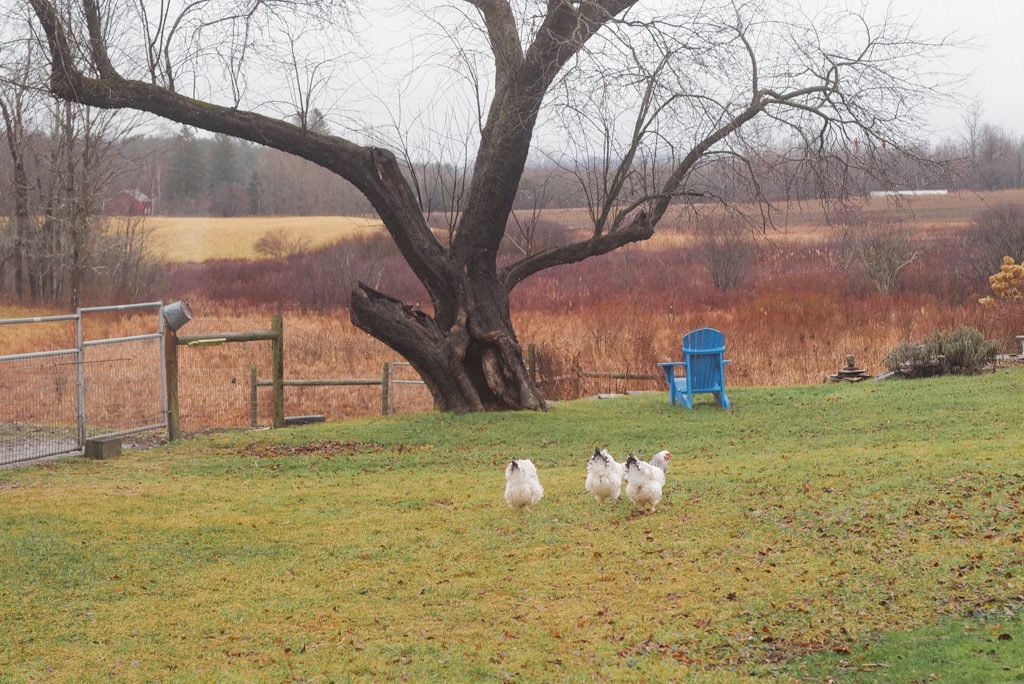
[238,440,402,459]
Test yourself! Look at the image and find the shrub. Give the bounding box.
[692,217,758,292]
[852,220,921,295]
[988,256,1024,300]
[962,203,1024,281]
[882,325,999,378]
[253,229,311,258]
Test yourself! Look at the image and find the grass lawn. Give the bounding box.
[1,369,1022,682]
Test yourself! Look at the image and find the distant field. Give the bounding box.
[148,215,385,262]
[551,187,1024,247]
[145,189,1024,262]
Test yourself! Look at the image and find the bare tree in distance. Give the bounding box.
[692,216,758,292]
[505,177,562,259]
[24,0,960,412]
[254,229,312,259]
[1,16,155,307]
[853,219,921,296]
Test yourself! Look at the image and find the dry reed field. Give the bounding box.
[5,189,1024,433]
[3,293,1012,434]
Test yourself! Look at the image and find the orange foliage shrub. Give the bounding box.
[989,256,1024,300]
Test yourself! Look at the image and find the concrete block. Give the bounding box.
[284,414,326,427]
[84,437,122,460]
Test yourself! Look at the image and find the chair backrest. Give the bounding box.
[682,327,726,354]
[681,328,727,392]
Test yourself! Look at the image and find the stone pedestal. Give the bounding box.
[827,355,873,382]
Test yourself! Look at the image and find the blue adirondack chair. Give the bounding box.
[657,328,732,409]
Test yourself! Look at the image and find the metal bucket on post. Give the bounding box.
[162,300,193,332]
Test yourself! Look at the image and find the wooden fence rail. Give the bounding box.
[249,362,396,424]
[165,331,662,442]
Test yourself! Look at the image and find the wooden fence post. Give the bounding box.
[381,362,391,415]
[164,328,180,441]
[271,315,284,428]
[249,365,258,427]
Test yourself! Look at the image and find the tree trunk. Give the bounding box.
[352,278,545,414]
[0,98,32,301]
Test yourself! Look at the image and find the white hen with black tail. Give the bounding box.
[624,450,671,512]
[504,458,544,511]
[585,447,626,503]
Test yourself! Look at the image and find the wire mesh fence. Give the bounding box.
[82,335,166,439]
[388,361,434,414]
[176,313,274,432]
[0,350,80,465]
[0,303,167,467]
[3,306,437,463]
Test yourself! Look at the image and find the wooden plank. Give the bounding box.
[176,330,278,344]
[255,378,383,387]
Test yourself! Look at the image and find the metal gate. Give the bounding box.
[0,302,167,467]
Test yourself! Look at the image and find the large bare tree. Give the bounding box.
[24,0,955,412]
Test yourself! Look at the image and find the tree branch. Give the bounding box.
[29,0,455,309]
[452,0,637,267]
[500,213,653,290]
[464,0,523,96]
[82,0,119,78]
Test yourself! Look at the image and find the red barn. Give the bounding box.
[106,190,153,216]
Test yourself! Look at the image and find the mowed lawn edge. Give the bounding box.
[1,368,1022,682]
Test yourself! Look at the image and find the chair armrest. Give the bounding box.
[657,362,687,385]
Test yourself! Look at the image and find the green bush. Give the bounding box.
[883,325,1000,377]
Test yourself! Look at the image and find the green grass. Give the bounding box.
[1,369,1023,682]
[790,604,1023,682]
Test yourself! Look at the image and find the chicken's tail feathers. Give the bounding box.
[624,453,640,474]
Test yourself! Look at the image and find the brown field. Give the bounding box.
[148,215,384,262]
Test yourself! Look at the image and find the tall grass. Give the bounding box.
[7,193,1024,428]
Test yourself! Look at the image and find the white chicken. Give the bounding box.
[624,450,671,512]
[585,447,626,503]
[504,458,544,511]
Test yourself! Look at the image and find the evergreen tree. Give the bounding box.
[209,133,240,191]
[167,126,206,211]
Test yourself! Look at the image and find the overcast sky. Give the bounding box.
[878,0,1023,135]
[354,1,1023,143]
